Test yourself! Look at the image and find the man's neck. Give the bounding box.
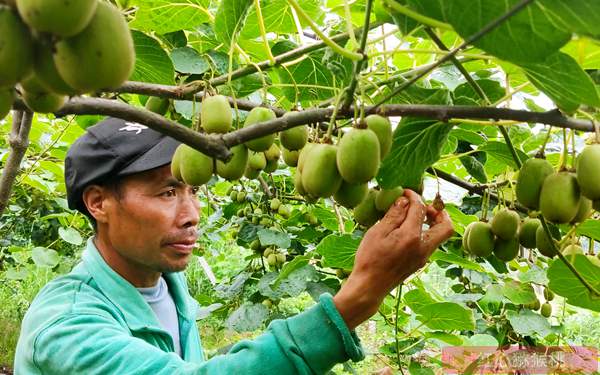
[93,235,161,288]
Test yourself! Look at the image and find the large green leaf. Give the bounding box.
[214,0,253,48]
[404,288,438,313]
[171,47,210,75]
[520,52,600,113]
[315,234,361,269]
[130,31,175,85]
[502,280,537,305]
[225,302,268,332]
[416,302,476,330]
[576,219,600,241]
[539,0,600,39]
[58,227,83,246]
[130,0,212,34]
[443,0,571,63]
[429,250,484,272]
[258,228,291,249]
[506,310,552,338]
[240,0,324,39]
[547,255,600,312]
[478,141,529,170]
[377,118,452,190]
[31,247,60,268]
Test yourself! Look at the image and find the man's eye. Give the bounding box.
[191,186,201,195]
[162,189,176,197]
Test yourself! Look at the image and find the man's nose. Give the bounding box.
[178,191,200,228]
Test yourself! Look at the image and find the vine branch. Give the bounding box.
[0,111,33,216]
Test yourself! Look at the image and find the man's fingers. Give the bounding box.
[377,197,409,235]
[393,189,426,237]
[422,209,454,255]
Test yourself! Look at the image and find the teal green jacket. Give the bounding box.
[14,239,364,374]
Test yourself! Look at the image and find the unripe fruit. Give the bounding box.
[562,244,584,263]
[530,299,541,311]
[518,218,540,249]
[462,222,475,253]
[216,144,248,181]
[365,115,392,158]
[16,0,97,37]
[571,196,592,224]
[543,288,554,301]
[293,170,306,195]
[516,158,554,209]
[248,151,266,170]
[236,191,246,203]
[304,212,318,225]
[493,237,519,262]
[33,42,77,96]
[576,144,600,200]
[336,128,380,184]
[171,144,185,181]
[254,208,263,216]
[264,143,281,161]
[490,209,520,240]
[297,143,315,172]
[0,88,14,120]
[263,158,278,173]
[229,190,237,200]
[334,181,368,209]
[276,253,286,264]
[0,6,33,87]
[259,217,271,226]
[280,125,308,150]
[536,224,560,258]
[353,190,383,227]
[282,148,299,167]
[278,204,291,218]
[375,186,404,212]
[244,164,260,179]
[250,239,261,251]
[23,90,65,113]
[541,302,552,317]
[267,253,278,266]
[179,145,213,186]
[302,144,342,198]
[262,299,273,308]
[54,2,135,92]
[270,198,281,211]
[466,222,494,257]
[145,97,170,116]
[539,172,581,223]
[201,95,232,133]
[244,107,276,151]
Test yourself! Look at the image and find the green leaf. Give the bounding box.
[547,254,600,312]
[460,155,487,183]
[450,128,486,145]
[506,309,552,337]
[416,302,476,330]
[464,334,499,348]
[130,0,211,34]
[404,288,439,313]
[444,0,571,63]
[502,280,537,305]
[377,118,452,190]
[225,302,268,332]
[130,31,175,85]
[539,0,600,39]
[31,247,60,268]
[520,52,600,113]
[315,234,361,269]
[240,0,324,39]
[478,141,529,170]
[258,266,318,299]
[429,250,484,272]
[518,266,549,285]
[576,219,600,241]
[271,255,311,288]
[257,228,291,249]
[408,360,435,375]
[424,331,464,346]
[214,0,253,48]
[312,207,339,232]
[452,79,505,105]
[171,47,210,75]
[58,227,83,245]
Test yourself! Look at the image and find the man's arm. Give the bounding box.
[334,190,454,330]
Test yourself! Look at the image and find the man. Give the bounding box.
[14,117,453,374]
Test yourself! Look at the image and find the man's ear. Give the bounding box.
[82,185,112,224]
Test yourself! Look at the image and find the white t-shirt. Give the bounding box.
[137,276,182,356]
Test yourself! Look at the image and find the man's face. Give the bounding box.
[100,165,200,276]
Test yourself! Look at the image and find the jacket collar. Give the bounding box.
[82,237,194,331]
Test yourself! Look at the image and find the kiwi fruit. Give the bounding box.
[248,151,266,170]
[337,128,380,184]
[516,158,554,209]
[297,143,315,172]
[301,144,342,198]
[536,224,560,258]
[244,107,276,151]
[540,303,552,318]
[201,95,232,133]
[280,125,308,151]
[278,204,291,218]
[145,97,170,116]
[263,158,278,173]
[236,191,246,203]
[493,236,519,262]
[54,2,135,92]
[264,143,281,162]
[490,208,520,240]
[179,145,214,186]
[171,144,185,181]
[244,164,260,179]
[543,288,554,301]
[270,198,281,211]
[466,222,495,257]
[16,0,97,37]
[33,42,77,96]
[462,222,475,253]
[0,6,33,87]
[282,148,299,167]
[539,172,581,223]
[334,181,368,209]
[293,169,306,196]
[571,196,592,224]
[518,218,540,249]
[22,90,65,113]
[353,189,383,227]
[0,88,14,120]
[365,114,392,158]
[577,144,600,200]
[375,186,404,212]
[216,144,248,181]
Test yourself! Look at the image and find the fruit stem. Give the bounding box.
[539,216,600,297]
[537,126,553,158]
[286,0,363,61]
[559,127,568,171]
[253,0,277,66]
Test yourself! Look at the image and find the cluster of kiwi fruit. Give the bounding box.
[295,115,405,227]
[0,0,135,118]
